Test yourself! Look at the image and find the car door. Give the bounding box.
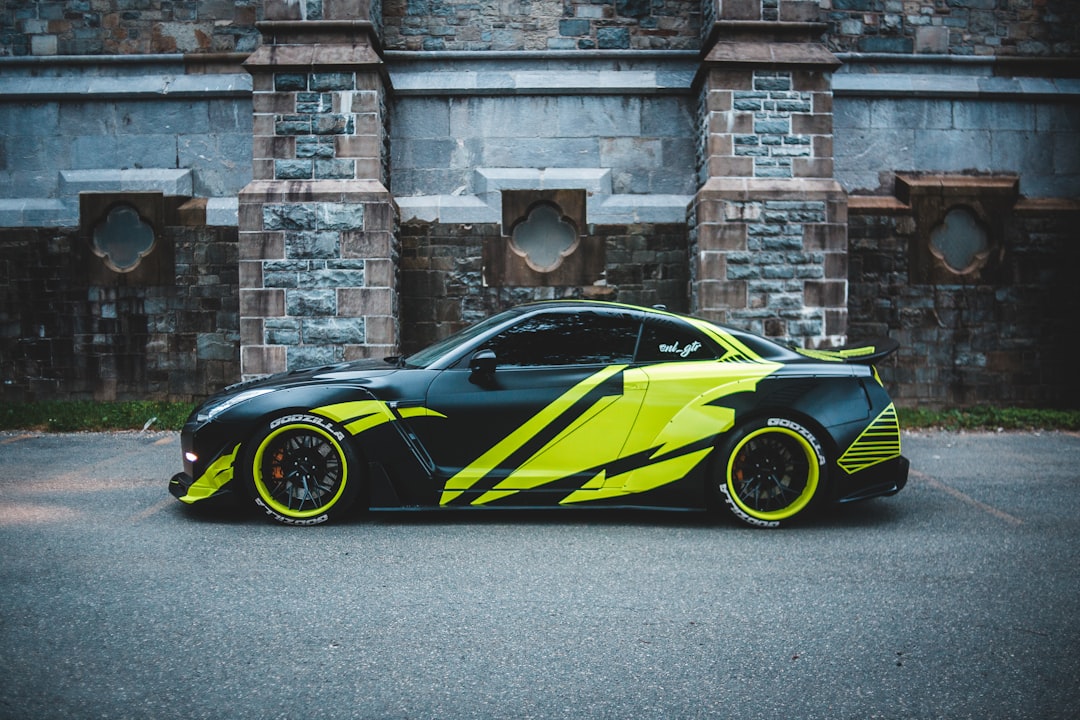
[418,308,647,507]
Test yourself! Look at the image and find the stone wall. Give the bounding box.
[399,220,688,355]
[0,223,240,402]
[848,203,1080,409]
[1,0,261,56]
[4,1,1079,58]
[382,0,701,51]
[824,0,1080,56]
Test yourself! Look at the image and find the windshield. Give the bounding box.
[403,307,528,369]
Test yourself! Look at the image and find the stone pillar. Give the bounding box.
[238,1,398,379]
[691,1,848,348]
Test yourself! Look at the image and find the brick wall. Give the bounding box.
[0,224,240,402]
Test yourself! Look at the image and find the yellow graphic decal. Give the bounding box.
[796,345,876,362]
[179,444,241,504]
[457,360,783,506]
[313,400,445,436]
[837,403,902,474]
[440,365,628,505]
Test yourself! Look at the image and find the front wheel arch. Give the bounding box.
[709,416,829,528]
[238,412,363,526]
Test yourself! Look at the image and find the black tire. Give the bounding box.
[713,417,827,528]
[240,413,361,526]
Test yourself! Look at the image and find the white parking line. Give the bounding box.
[911,468,1023,526]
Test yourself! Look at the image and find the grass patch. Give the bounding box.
[897,406,1080,432]
[0,401,195,432]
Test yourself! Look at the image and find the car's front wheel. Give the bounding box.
[713,417,827,528]
[240,413,361,526]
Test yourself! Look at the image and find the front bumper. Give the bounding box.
[169,472,195,501]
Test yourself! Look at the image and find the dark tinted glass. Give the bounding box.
[482,312,641,366]
[636,319,718,362]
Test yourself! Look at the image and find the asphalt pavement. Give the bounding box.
[0,429,1078,720]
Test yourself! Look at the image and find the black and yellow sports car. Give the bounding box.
[169,301,908,528]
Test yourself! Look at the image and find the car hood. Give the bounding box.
[219,359,405,395]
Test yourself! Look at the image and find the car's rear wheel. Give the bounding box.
[241,413,360,526]
[714,417,827,528]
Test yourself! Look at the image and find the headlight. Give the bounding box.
[196,388,276,423]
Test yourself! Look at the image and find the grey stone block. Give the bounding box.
[953,100,1035,131]
[316,203,365,231]
[449,96,561,139]
[264,204,316,231]
[287,289,337,317]
[913,129,992,172]
[557,97,641,137]
[479,138,600,168]
[286,230,340,259]
[60,168,194,196]
[287,344,344,370]
[302,317,366,344]
[868,98,952,130]
[275,160,313,180]
[640,96,695,137]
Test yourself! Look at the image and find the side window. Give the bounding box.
[482,312,640,367]
[637,320,718,362]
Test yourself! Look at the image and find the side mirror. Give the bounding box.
[469,349,497,375]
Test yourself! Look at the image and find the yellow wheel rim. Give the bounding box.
[252,423,349,519]
[726,426,820,522]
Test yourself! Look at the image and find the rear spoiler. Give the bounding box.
[795,337,899,365]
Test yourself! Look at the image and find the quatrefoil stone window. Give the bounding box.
[929,206,990,274]
[509,203,579,273]
[91,204,156,273]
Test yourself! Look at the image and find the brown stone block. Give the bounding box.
[354,158,383,180]
[343,230,391,258]
[824,251,848,279]
[698,279,747,310]
[364,258,395,287]
[792,70,832,93]
[812,135,833,160]
[350,91,379,113]
[794,157,834,179]
[780,0,820,23]
[824,308,847,337]
[707,156,753,178]
[709,111,753,135]
[707,134,733,157]
[323,0,374,21]
[804,224,847,251]
[253,92,295,114]
[264,0,303,21]
[707,69,753,91]
[698,251,727,280]
[812,92,833,115]
[240,232,285,260]
[254,136,295,160]
[363,202,398,232]
[253,160,275,181]
[240,288,285,317]
[792,113,831,135]
[707,90,732,112]
[698,223,748,252]
[362,315,398,346]
[693,198,725,224]
[251,74,275,92]
[718,0,761,21]
[339,287,393,316]
[242,345,287,376]
[335,135,380,159]
[238,202,265,231]
[804,280,847,308]
[827,198,848,223]
[239,260,264,287]
[240,318,264,346]
[252,115,276,136]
